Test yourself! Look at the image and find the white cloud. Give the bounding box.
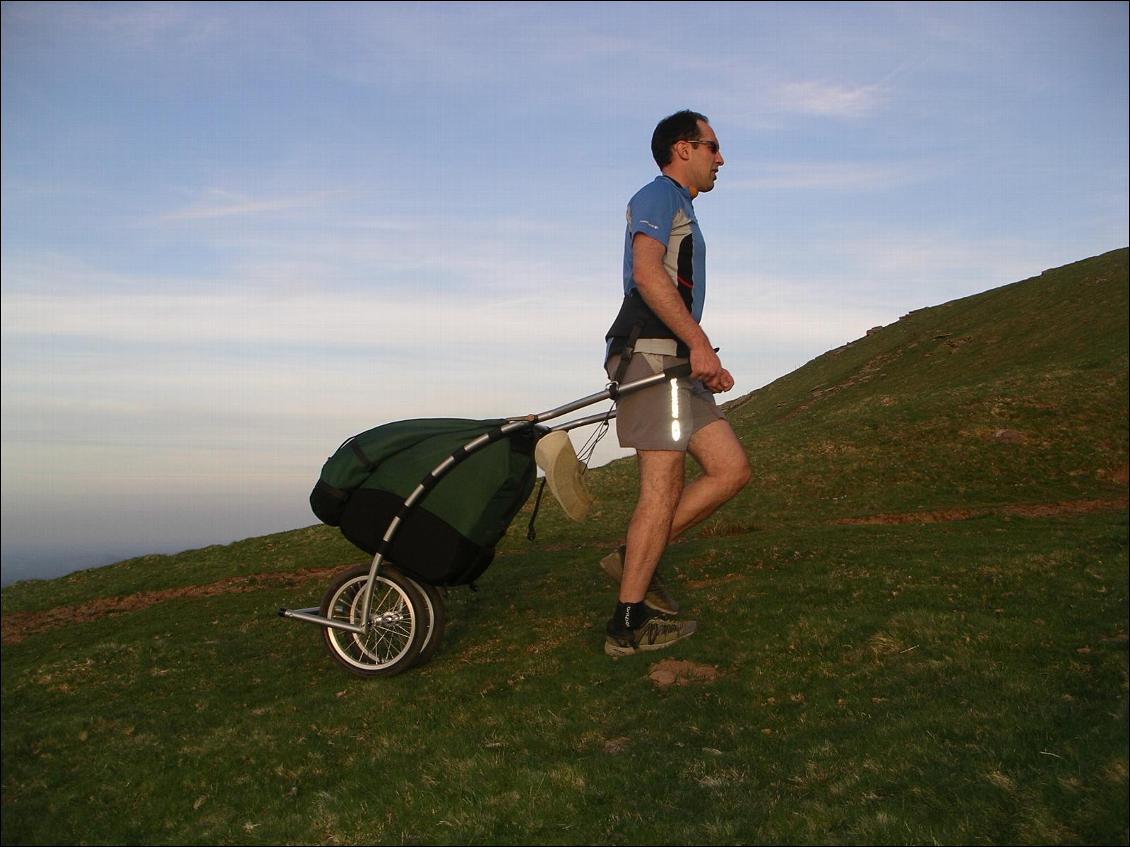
[158,189,348,222]
[774,79,888,118]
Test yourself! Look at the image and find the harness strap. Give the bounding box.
[611,321,644,387]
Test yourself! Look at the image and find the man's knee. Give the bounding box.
[691,424,750,497]
[714,451,750,499]
[729,453,751,495]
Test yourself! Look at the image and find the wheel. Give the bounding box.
[319,564,427,677]
[403,575,447,668]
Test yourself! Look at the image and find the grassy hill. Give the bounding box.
[2,249,1127,845]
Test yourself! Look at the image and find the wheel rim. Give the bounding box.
[325,575,417,671]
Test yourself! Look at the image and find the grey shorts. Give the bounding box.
[606,353,724,452]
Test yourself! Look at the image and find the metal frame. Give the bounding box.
[279,362,690,633]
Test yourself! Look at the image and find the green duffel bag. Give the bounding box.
[310,418,537,586]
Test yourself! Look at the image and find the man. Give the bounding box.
[601,110,750,658]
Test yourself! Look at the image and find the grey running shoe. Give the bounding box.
[604,616,698,657]
[599,545,680,615]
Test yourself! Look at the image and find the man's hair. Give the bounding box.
[651,109,709,168]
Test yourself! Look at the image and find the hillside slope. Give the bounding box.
[712,246,1128,527]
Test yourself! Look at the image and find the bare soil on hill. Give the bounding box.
[834,497,1128,526]
[2,566,339,645]
[3,496,1125,646]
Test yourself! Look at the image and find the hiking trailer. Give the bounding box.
[278,361,692,677]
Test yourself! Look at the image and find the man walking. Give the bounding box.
[602,110,750,657]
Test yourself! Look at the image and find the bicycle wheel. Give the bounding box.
[403,575,447,668]
[319,564,427,677]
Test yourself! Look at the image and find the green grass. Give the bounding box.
[3,517,1125,845]
[2,249,1127,845]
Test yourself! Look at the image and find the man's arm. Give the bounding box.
[631,233,733,393]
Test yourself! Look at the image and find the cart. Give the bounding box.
[278,360,691,677]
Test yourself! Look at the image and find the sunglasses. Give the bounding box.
[686,140,720,154]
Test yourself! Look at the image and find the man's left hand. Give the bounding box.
[706,368,735,394]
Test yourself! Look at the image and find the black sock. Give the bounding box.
[611,601,652,632]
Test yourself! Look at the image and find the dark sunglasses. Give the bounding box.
[686,140,720,154]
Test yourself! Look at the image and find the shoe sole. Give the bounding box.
[603,622,698,657]
[599,550,680,616]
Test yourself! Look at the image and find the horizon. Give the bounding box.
[3,2,1128,586]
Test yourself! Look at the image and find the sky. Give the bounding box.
[2,1,1128,586]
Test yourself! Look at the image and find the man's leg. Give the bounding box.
[669,419,750,541]
[618,419,748,599]
[604,369,750,654]
[605,448,699,657]
[618,450,685,603]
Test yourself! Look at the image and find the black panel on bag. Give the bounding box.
[338,489,494,586]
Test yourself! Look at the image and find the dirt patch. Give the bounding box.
[1,566,339,645]
[685,573,745,591]
[834,498,1127,527]
[1098,464,1129,486]
[648,658,720,688]
[603,736,631,754]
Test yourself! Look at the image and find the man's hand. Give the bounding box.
[690,345,734,393]
[690,343,722,386]
[715,367,735,393]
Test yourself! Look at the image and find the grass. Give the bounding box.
[2,249,1127,845]
[2,516,1125,844]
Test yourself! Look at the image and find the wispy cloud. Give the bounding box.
[774,79,888,118]
[0,279,610,351]
[158,189,348,222]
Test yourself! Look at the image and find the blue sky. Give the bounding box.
[2,1,1127,584]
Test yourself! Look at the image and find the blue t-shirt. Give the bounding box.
[622,175,706,324]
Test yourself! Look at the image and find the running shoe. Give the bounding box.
[604,616,698,657]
